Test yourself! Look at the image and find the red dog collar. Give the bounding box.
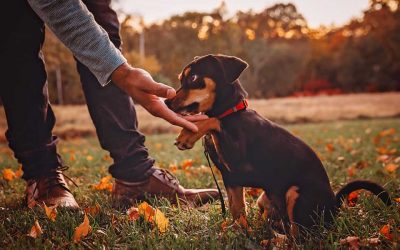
[217,99,248,119]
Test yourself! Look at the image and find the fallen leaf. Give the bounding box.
[348,190,360,207]
[376,155,390,163]
[15,165,23,178]
[92,175,113,192]
[2,168,15,181]
[102,154,112,161]
[28,220,43,238]
[168,163,178,173]
[86,155,94,161]
[347,166,357,177]
[394,198,400,203]
[83,203,101,216]
[384,163,398,174]
[137,202,169,233]
[379,128,396,137]
[138,202,156,223]
[127,206,140,221]
[181,159,193,170]
[340,236,360,250]
[73,214,92,243]
[153,209,169,233]
[220,220,229,231]
[155,143,163,150]
[380,224,393,240]
[325,143,335,152]
[43,203,57,222]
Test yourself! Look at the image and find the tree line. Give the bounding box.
[40,0,400,104]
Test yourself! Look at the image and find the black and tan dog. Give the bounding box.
[165,54,392,234]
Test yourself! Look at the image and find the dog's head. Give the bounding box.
[165,54,248,117]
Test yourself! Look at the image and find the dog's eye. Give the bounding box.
[189,74,198,83]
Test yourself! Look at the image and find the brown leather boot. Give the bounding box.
[25,167,79,209]
[112,168,219,207]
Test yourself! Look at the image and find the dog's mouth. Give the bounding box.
[176,102,200,116]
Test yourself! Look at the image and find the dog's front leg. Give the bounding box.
[175,118,221,150]
[226,186,246,219]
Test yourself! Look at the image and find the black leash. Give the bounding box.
[203,138,226,218]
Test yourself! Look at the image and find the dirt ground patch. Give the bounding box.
[0,92,399,141]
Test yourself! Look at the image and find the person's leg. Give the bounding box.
[76,0,219,206]
[0,1,78,208]
[77,0,155,182]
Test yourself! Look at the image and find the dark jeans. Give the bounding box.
[0,0,155,182]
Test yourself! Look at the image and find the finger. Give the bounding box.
[143,98,199,132]
[183,114,209,122]
[142,80,176,99]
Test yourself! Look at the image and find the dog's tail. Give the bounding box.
[335,180,392,207]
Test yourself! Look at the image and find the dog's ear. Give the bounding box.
[214,55,248,83]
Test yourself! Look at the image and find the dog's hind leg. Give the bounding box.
[285,186,300,238]
[226,186,246,219]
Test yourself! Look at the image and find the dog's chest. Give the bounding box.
[204,133,232,172]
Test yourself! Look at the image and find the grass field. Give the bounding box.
[0,118,399,249]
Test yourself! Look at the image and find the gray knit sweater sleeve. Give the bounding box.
[28,0,127,86]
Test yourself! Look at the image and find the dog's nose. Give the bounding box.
[164,99,172,108]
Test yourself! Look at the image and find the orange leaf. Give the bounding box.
[138,201,156,223]
[73,214,92,243]
[15,165,23,178]
[380,224,393,241]
[2,168,15,181]
[168,163,178,173]
[325,143,335,152]
[153,208,169,233]
[347,166,357,177]
[384,163,398,173]
[27,220,43,238]
[181,159,193,170]
[379,128,396,137]
[43,203,57,222]
[92,175,113,192]
[235,214,253,233]
[83,203,101,216]
[347,190,360,207]
[394,198,400,203]
[221,220,229,231]
[137,202,169,233]
[127,206,140,221]
[86,155,94,161]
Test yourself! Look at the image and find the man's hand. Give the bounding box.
[111,63,206,132]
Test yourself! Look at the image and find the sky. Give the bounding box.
[118,0,370,28]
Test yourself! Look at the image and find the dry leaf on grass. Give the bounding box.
[325,143,335,152]
[73,214,92,243]
[27,220,43,238]
[127,207,140,221]
[347,190,360,207]
[15,165,23,178]
[181,159,193,170]
[2,168,15,181]
[92,175,113,192]
[130,202,169,233]
[43,203,57,222]
[83,203,101,216]
[384,163,398,174]
[380,224,393,241]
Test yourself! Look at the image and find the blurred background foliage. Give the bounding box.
[41,0,400,104]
